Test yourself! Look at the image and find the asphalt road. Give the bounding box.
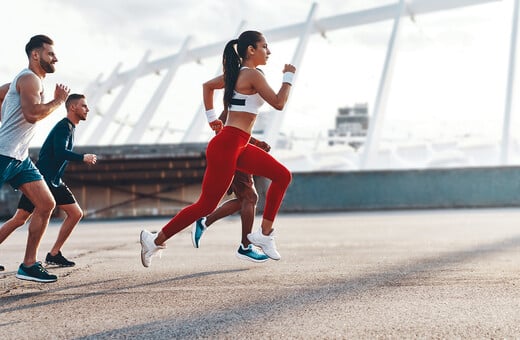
[1,209,520,339]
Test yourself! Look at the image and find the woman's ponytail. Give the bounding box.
[222,32,262,108]
[223,39,240,108]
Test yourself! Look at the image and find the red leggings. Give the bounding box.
[162,126,292,239]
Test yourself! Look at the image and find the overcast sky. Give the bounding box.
[0,0,516,147]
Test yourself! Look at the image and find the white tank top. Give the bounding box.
[0,69,43,160]
[228,67,265,114]
[228,91,265,115]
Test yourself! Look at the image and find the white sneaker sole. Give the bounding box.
[235,252,269,263]
[15,273,57,283]
[140,230,150,267]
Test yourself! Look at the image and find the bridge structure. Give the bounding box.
[3,0,518,219]
[74,0,513,171]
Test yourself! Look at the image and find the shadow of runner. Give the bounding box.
[74,235,520,339]
[0,242,129,295]
[0,269,247,315]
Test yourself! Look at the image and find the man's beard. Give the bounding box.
[40,59,55,73]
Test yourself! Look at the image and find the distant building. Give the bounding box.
[328,103,369,148]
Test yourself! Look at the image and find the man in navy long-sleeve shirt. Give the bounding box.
[0,94,96,269]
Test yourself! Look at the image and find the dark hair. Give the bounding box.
[223,30,263,108]
[65,93,85,110]
[25,35,54,57]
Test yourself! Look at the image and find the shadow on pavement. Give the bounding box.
[73,235,520,339]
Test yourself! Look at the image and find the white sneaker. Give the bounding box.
[140,230,166,267]
[247,229,281,260]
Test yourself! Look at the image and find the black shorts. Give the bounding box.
[18,183,76,213]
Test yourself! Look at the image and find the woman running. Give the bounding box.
[140,30,295,267]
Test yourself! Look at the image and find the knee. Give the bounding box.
[34,197,56,215]
[278,168,292,189]
[69,207,83,222]
[242,190,258,206]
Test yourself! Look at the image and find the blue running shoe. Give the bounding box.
[236,244,269,263]
[191,217,207,248]
[16,262,57,283]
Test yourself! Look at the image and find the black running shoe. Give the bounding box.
[0,264,4,271]
[16,262,57,283]
[45,251,75,267]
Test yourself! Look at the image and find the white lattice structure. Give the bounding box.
[77,0,516,170]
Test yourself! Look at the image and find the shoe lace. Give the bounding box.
[251,248,264,256]
[35,262,49,273]
[249,244,267,254]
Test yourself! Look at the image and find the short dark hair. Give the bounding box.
[65,93,85,110]
[25,35,54,57]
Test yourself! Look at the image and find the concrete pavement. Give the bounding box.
[1,209,520,338]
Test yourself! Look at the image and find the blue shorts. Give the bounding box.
[0,155,43,189]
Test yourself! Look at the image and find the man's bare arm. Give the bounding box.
[18,74,69,123]
[0,83,10,121]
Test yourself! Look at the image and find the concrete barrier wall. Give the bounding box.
[281,166,520,212]
[3,166,520,218]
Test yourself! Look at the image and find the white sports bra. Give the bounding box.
[228,67,265,114]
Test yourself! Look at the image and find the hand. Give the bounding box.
[256,140,271,152]
[209,119,223,133]
[54,83,70,104]
[283,64,296,74]
[83,153,97,165]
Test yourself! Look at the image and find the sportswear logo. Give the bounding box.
[230,98,246,106]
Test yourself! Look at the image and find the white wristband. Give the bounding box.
[283,72,294,86]
[205,109,217,123]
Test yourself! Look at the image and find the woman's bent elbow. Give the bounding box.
[273,103,285,111]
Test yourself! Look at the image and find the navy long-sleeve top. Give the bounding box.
[36,118,84,187]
